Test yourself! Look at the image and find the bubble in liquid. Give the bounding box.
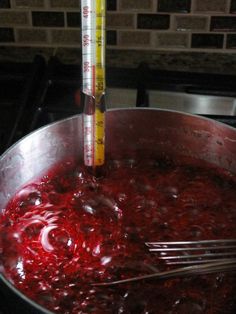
[172,297,205,314]
[113,159,122,168]
[19,185,42,205]
[16,258,25,279]
[127,159,136,168]
[159,206,168,214]
[167,186,179,199]
[48,228,74,255]
[29,193,42,206]
[96,195,123,219]
[92,244,101,256]
[189,225,203,238]
[40,225,58,252]
[101,256,112,265]
[23,222,44,238]
[80,224,95,234]
[48,192,61,205]
[83,204,96,215]
[117,193,127,203]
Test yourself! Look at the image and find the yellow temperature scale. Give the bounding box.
[81,0,106,167]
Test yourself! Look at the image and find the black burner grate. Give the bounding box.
[0,55,46,154]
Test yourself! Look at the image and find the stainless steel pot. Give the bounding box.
[1,108,236,313]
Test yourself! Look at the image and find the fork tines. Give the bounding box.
[145,239,236,265]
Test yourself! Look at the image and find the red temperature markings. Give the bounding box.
[84,126,92,136]
[83,34,91,47]
[83,6,90,19]
[83,61,90,73]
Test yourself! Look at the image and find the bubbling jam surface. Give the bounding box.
[1,158,236,314]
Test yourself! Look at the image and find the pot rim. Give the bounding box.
[0,272,54,314]
[1,107,236,162]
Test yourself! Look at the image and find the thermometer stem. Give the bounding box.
[81,0,106,167]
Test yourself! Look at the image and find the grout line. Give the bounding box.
[64,11,67,27]
[44,0,50,10]
[152,0,157,12]
[226,0,232,13]
[9,0,15,9]
[0,42,236,53]
[190,0,195,13]
[150,29,155,48]
[47,28,52,45]
[116,29,121,46]
[206,15,211,32]
[45,29,51,44]
[169,14,175,31]
[28,9,32,27]
[117,0,121,11]
[13,27,17,42]
[134,12,137,28]
[187,32,191,49]
[189,31,193,48]
[223,32,227,49]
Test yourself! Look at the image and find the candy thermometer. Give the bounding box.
[81,0,106,167]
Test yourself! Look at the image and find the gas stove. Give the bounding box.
[0,55,236,314]
[1,55,236,156]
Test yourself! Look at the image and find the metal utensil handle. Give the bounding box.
[93,258,236,286]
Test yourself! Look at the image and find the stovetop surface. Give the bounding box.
[1,55,236,155]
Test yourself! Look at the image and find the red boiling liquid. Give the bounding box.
[0,158,236,314]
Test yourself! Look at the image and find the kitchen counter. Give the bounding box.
[0,47,236,75]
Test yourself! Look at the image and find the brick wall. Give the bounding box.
[0,0,236,52]
[0,0,236,74]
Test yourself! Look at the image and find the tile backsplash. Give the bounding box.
[0,0,236,74]
[0,0,235,51]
